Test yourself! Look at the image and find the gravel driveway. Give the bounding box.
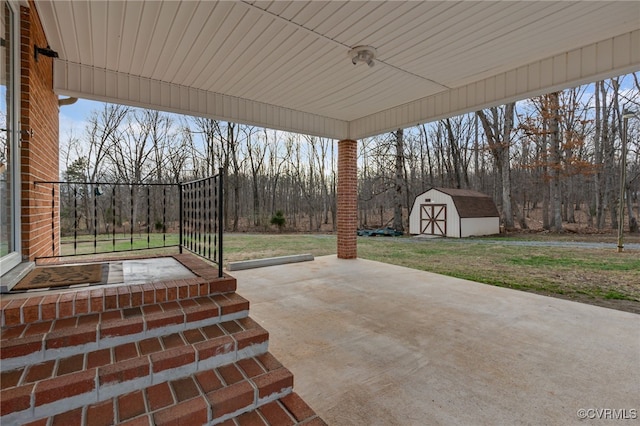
[411,235,640,250]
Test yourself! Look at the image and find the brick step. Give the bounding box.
[0,316,271,424]
[0,254,237,328]
[0,255,326,424]
[225,393,327,426]
[0,292,250,371]
[17,357,324,426]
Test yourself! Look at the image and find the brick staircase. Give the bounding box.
[0,254,325,425]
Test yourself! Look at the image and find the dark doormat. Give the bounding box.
[13,263,108,291]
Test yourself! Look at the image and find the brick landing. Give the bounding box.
[0,254,325,425]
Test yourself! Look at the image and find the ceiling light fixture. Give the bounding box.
[349,46,377,68]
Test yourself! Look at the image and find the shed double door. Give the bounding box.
[420,204,446,236]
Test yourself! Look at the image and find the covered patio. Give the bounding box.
[34,0,640,260]
[234,256,640,425]
[2,1,639,424]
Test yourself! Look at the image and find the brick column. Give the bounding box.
[20,3,60,260]
[337,139,357,259]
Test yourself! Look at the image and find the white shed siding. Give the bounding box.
[409,200,421,235]
[409,189,460,238]
[460,218,500,238]
[409,188,500,238]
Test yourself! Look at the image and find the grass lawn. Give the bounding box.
[58,234,181,261]
[59,232,639,313]
[223,233,640,314]
[61,233,179,253]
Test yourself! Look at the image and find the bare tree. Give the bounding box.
[81,104,130,232]
[59,72,639,236]
[242,126,266,226]
[167,126,194,182]
[393,129,405,231]
[304,135,333,229]
[547,92,563,232]
[476,103,516,229]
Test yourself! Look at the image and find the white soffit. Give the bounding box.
[36,1,640,140]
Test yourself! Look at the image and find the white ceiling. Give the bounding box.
[36,1,640,140]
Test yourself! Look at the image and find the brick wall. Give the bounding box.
[19,2,59,260]
[337,139,357,259]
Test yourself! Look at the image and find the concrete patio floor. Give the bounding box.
[232,255,639,426]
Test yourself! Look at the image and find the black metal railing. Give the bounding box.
[34,169,223,277]
[179,170,224,278]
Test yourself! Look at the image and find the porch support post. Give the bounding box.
[337,139,358,259]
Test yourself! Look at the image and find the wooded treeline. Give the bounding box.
[62,73,640,234]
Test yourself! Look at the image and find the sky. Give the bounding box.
[59,98,101,140]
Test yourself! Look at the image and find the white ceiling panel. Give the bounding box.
[117,1,144,74]
[271,1,308,21]
[36,0,640,140]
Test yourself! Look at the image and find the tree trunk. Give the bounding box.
[233,173,240,231]
[548,92,563,232]
[476,104,515,229]
[627,185,639,233]
[473,114,480,191]
[594,81,605,228]
[444,119,463,188]
[393,129,405,231]
[501,103,515,229]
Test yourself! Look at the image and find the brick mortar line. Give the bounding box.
[210,387,293,426]
[1,272,237,327]
[1,291,248,341]
[2,351,288,425]
[0,320,265,392]
[0,310,251,371]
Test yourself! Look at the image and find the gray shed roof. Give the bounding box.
[430,188,500,218]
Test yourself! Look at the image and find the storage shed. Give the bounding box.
[409,188,500,238]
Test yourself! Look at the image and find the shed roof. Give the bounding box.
[429,187,500,219]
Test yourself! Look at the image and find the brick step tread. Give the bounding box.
[11,354,325,426]
[26,393,327,426]
[0,314,269,404]
[0,254,236,328]
[0,292,250,369]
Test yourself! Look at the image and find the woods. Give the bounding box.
[61,74,640,234]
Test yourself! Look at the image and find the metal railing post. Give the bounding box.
[130,186,134,250]
[179,182,183,254]
[51,184,56,255]
[162,186,167,247]
[74,186,78,255]
[112,187,116,252]
[146,186,151,249]
[218,167,224,278]
[94,186,98,254]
